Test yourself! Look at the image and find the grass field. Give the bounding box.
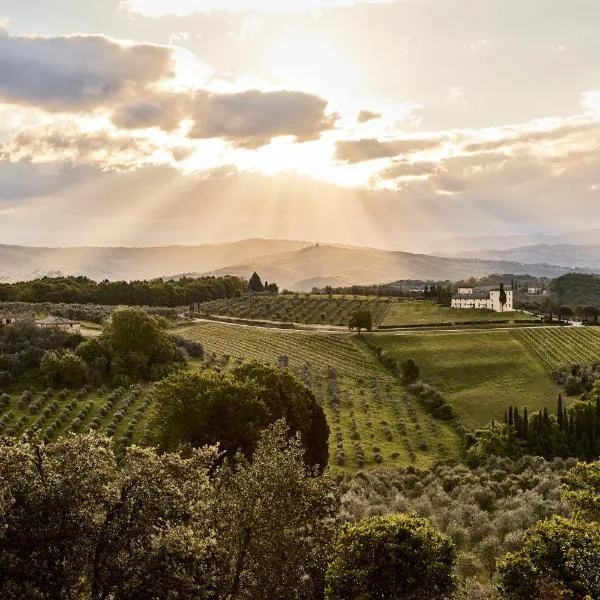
[373,330,559,429]
[381,301,533,327]
[177,321,462,469]
[196,295,392,327]
[515,327,600,369]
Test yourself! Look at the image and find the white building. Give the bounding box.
[458,287,474,295]
[451,289,514,312]
[0,315,17,326]
[35,316,81,333]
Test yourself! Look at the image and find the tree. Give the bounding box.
[401,358,420,384]
[0,433,219,599]
[498,516,600,600]
[558,305,574,322]
[563,460,600,521]
[148,363,329,471]
[349,310,373,335]
[214,421,337,600]
[326,514,456,600]
[499,283,507,311]
[40,350,86,388]
[248,272,264,293]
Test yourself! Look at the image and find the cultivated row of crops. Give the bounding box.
[180,322,461,468]
[194,295,392,327]
[0,386,152,457]
[178,322,383,378]
[515,327,600,369]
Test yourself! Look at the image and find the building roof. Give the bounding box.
[453,293,492,300]
[35,316,79,325]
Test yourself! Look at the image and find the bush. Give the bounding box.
[326,514,456,600]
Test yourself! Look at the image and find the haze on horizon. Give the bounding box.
[0,0,599,252]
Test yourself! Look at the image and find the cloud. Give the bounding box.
[0,29,175,113]
[357,110,381,123]
[111,92,192,131]
[335,137,443,163]
[188,89,338,147]
[123,0,395,17]
[378,161,438,179]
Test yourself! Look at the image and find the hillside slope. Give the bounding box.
[208,244,583,291]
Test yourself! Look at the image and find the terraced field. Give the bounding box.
[195,295,392,327]
[177,321,462,469]
[515,327,600,369]
[0,386,152,457]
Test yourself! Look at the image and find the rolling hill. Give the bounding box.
[0,239,587,289]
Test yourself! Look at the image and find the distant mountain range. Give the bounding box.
[441,229,600,253]
[0,239,594,292]
[449,244,600,271]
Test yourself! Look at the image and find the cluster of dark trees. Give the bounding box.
[552,273,600,307]
[423,285,453,305]
[247,272,279,294]
[0,308,195,388]
[0,322,83,385]
[0,275,247,307]
[467,393,600,464]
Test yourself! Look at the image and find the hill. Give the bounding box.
[207,244,582,291]
[0,239,308,282]
[452,244,600,271]
[0,240,586,289]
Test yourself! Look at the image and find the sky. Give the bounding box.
[0,0,599,250]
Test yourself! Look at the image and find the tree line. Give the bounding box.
[0,275,247,307]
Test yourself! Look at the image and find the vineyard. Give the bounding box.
[0,385,152,458]
[515,327,600,370]
[194,295,392,327]
[177,322,461,469]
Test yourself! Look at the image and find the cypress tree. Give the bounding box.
[523,407,529,437]
[563,407,569,432]
[538,411,543,432]
[557,394,564,430]
[503,411,508,425]
[248,272,264,293]
[514,407,522,437]
[569,411,574,437]
[543,407,550,427]
[508,406,514,426]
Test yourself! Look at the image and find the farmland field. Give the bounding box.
[374,329,559,429]
[515,327,600,369]
[0,386,152,457]
[195,295,392,327]
[177,321,462,469]
[381,301,533,327]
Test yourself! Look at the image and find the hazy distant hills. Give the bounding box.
[0,239,592,291]
[0,239,307,282]
[450,244,600,271]
[204,244,585,291]
[442,230,600,253]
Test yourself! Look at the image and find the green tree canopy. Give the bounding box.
[40,350,86,388]
[498,516,600,600]
[325,514,456,600]
[563,460,600,521]
[349,309,373,335]
[148,363,329,471]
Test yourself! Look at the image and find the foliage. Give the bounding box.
[0,321,83,383]
[349,309,373,335]
[0,275,247,307]
[40,350,86,388]
[0,433,219,599]
[401,358,420,384]
[563,460,600,521]
[337,457,573,587]
[148,363,329,471]
[551,273,600,308]
[248,272,265,293]
[214,421,338,600]
[498,516,600,600]
[325,513,456,600]
[190,293,391,327]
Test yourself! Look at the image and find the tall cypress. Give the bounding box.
[543,407,550,427]
[569,411,574,437]
[523,407,529,437]
[508,406,514,426]
[563,408,569,433]
[557,394,564,430]
[514,407,522,437]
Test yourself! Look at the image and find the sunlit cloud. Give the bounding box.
[122,0,395,17]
